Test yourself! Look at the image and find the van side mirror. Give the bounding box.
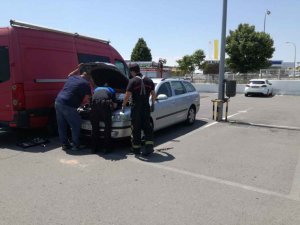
[156,94,168,101]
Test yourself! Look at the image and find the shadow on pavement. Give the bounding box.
[154,119,208,147]
[1,119,207,162]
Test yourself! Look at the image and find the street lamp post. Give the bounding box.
[286,42,297,79]
[217,0,228,121]
[263,10,271,33]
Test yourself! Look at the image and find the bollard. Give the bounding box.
[211,99,230,121]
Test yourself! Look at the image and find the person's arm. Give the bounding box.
[81,94,91,106]
[122,91,131,112]
[68,63,83,77]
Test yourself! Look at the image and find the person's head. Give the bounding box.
[81,72,92,82]
[129,63,140,77]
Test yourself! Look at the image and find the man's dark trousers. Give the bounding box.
[90,101,112,152]
[131,103,153,153]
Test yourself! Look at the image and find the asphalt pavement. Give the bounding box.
[0,93,300,225]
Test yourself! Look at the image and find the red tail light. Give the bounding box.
[12,83,25,110]
[262,85,267,87]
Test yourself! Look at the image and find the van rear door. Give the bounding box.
[0,42,13,124]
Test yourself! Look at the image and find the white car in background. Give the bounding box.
[244,79,273,97]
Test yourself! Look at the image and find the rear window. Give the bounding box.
[0,46,10,83]
[182,81,196,92]
[78,53,110,64]
[250,81,265,84]
[171,81,187,95]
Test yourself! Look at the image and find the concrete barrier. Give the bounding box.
[194,80,300,96]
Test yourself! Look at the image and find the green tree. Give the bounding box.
[203,62,219,74]
[192,49,206,69]
[226,23,275,73]
[131,38,152,61]
[176,55,195,74]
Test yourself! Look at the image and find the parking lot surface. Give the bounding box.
[1,93,300,225]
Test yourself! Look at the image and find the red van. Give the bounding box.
[0,20,129,132]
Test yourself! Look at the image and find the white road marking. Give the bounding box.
[155,109,249,150]
[129,157,300,201]
[142,107,300,201]
[289,150,300,199]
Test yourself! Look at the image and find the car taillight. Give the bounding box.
[246,84,250,87]
[262,85,267,87]
[12,83,25,111]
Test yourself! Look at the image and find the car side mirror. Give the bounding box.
[156,94,168,101]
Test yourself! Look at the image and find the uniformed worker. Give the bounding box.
[122,63,156,156]
[90,83,117,154]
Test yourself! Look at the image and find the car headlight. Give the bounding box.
[112,112,131,122]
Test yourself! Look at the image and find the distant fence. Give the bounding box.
[192,80,300,96]
[181,69,300,84]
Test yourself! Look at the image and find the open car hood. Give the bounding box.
[82,62,129,91]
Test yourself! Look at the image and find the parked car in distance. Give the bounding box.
[79,64,200,139]
[244,79,273,97]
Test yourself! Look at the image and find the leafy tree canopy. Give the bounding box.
[131,38,152,61]
[225,23,275,73]
[192,49,206,69]
[176,49,206,74]
[176,55,195,74]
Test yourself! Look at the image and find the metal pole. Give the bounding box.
[263,13,266,33]
[286,42,297,79]
[263,10,271,33]
[217,0,228,121]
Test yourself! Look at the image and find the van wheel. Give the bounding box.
[186,106,196,125]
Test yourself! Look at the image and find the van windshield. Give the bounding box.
[0,46,10,83]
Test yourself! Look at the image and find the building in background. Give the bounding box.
[125,61,172,78]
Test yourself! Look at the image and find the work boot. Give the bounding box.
[131,147,141,155]
[142,145,154,156]
[62,144,71,151]
[71,144,86,151]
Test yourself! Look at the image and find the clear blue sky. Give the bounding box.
[1,0,299,66]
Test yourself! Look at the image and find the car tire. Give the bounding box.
[265,90,269,97]
[245,93,248,97]
[186,106,196,125]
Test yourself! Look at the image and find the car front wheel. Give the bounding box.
[186,106,196,125]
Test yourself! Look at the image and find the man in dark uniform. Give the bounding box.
[122,63,156,156]
[90,84,117,154]
[55,64,91,151]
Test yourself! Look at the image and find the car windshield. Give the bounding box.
[250,81,265,84]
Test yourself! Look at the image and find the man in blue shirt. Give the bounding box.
[90,84,117,154]
[55,64,92,151]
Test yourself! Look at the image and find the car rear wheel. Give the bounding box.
[186,106,196,125]
[265,90,269,97]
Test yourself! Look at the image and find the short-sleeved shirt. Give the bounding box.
[56,75,91,108]
[92,87,116,102]
[126,73,155,105]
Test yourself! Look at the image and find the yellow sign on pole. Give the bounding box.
[214,39,219,60]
